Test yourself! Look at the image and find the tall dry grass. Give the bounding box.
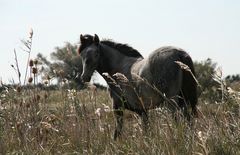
[0,82,239,154]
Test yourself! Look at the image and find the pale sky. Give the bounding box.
[0,0,240,84]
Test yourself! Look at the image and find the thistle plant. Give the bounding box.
[23,28,34,85]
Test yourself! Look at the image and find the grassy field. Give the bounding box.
[0,83,239,155]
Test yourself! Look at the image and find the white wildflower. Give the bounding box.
[103,104,110,112]
[99,125,104,132]
[67,89,77,100]
[197,130,208,143]
[95,108,101,117]
[197,131,204,142]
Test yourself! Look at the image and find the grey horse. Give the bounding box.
[78,34,198,139]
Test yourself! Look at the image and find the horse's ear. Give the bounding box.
[80,34,84,43]
[93,34,99,44]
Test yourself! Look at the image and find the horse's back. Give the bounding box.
[139,46,190,97]
[148,46,189,67]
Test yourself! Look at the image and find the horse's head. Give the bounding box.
[78,34,100,82]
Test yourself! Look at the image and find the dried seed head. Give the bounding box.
[16,122,21,129]
[46,75,51,80]
[28,77,33,83]
[175,61,191,72]
[33,59,38,65]
[59,70,65,77]
[16,86,21,93]
[113,73,129,83]
[62,78,67,83]
[44,93,48,99]
[44,80,49,85]
[36,94,41,101]
[29,28,33,39]
[41,122,52,129]
[102,72,119,88]
[32,67,38,74]
[29,59,34,67]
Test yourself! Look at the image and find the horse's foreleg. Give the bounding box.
[113,108,123,140]
[140,111,149,133]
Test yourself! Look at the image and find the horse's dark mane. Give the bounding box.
[101,40,143,58]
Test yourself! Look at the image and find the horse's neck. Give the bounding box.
[98,44,140,76]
